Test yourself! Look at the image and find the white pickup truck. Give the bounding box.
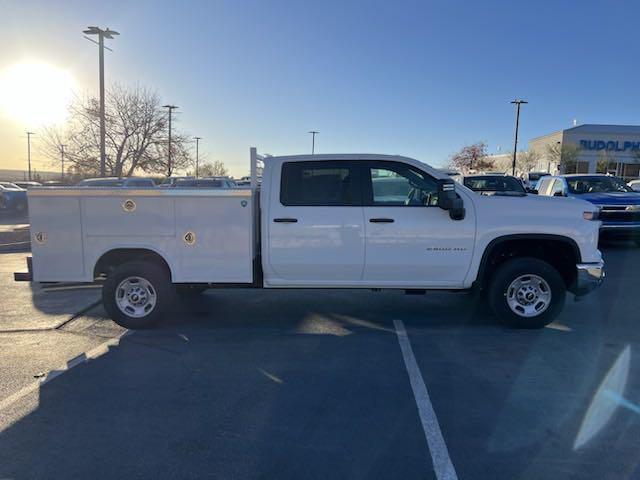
[15,148,604,329]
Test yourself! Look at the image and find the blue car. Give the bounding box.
[538,174,640,245]
[0,182,28,212]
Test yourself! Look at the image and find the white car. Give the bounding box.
[16,148,604,330]
[628,179,640,192]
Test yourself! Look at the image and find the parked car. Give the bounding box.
[77,177,156,187]
[40,181,67,187]
[0,182,28,212]
[159,176,195,188]
[522,171,550,190]
[437,168,462,179]
[235,175,262,186]
[13,181,42,189]
[174,177,237,188]
[629,179,640,192]
[17,150,604,331]
[538,174,640,245]
[459,174,527,197]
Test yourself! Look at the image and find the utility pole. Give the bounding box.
[26,132,35,181]
[309,130,319,154]
[60,144,67,182]
[83,26,119,177]
[163,105,179,176]
[510,99,528,176]
[194,136,202,177]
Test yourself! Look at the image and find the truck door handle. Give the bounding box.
[369,218,394,223]
[273,218,298,223]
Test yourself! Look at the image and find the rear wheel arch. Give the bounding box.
[475,234,581,290]
[93,248,173,281]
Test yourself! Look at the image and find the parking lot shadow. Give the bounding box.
[0,290,448,479]
[0,253,102,331]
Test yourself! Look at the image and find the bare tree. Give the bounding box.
[516,150,541,173]
[449,142,492,174]
[197,160,229,177]
[40,84,192,177]
[546,143,581,174]
[504,150,542,174]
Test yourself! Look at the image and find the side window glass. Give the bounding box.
[551,180,564,196]
[368,163,439,206]
[280,161,359,206]
[539,178,551,195]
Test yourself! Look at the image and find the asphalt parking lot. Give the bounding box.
[0,243,639,479]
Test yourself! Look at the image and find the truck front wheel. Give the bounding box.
[103,261,173,329]
[488,257,566,329]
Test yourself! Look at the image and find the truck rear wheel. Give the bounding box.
[103,261,173,329]
[488,257,566,329]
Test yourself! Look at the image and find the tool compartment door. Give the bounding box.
[174,192,254,283]
[29,195,85,282]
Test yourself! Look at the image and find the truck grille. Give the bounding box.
[599,205,640,223]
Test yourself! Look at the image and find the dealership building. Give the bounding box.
[529,124,640,180]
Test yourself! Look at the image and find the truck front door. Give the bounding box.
[265,160,365,285]
[361,161,475,287]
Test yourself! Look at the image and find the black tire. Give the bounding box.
[488,257,566,329]
[102,261,173,329]
[176,284,208,296]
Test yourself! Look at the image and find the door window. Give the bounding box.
[551,179,565,196]
[365,162,439,206]
[537,177,552,195]
[280,161,360,206]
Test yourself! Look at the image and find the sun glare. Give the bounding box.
[0,60,77,126]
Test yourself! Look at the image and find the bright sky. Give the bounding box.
[2,0,640,177]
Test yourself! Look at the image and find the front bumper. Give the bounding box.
[573,260,605,296]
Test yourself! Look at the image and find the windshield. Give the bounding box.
[566,176,633,194]
[463,176,526,194]
[0,182,22,190]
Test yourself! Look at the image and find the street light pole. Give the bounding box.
[83,27,119,178]
[60,144,67,182]
[309,130,319,154]
[193,137,202,178]
[26,132,35,181]
[163,105,178,177]
[510,99,528,176]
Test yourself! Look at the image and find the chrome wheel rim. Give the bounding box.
[506,274,552,318]
[115,276,157,318]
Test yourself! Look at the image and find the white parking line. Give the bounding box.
[0,330,131,413]
[394,319,458,480]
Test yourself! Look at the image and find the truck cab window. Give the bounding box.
[280,161,360,206]
[367,163,438,206]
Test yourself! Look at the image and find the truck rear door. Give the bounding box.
[264,160,365,285]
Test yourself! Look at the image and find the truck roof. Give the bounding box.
[267,153,421,162]
[265,153,447,179]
